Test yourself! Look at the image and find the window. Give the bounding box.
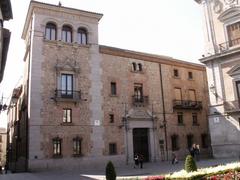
[62,25,72,43]
[73,137,82,155]
[171,134,179,151]
[45,22,57,40]
[53,137,62,157]
[173,69,179,77]
[134,83,143,102]
[187,134,194,149]
[174,88,182,100]
[201,134,208,148]
[138,63,142,71]
[227,21,240,47]
[236,81,240,100]
[177,112,183,125]
[111,82,117,95]
[132,62,137,71]
[61,74,73,97]
[77,28,87,45]
[188,72,193,79]
[0,135,2,142]
[109,114,114,123]
[109,143,117,155]
[63,109,72,123]
[192,113,198,125]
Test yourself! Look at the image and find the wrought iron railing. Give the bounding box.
[224,100,240,112]
[54,89,81,102]
[173,100,202,110]
[219,37,240,52]
[132,95,149,106]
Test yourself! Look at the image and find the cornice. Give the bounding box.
[99,45,206,71]
[22,1,103,39]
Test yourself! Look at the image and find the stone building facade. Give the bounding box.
[195,0,240,158]
[7,1,210,171]
[0,127,7,168]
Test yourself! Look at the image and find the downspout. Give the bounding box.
[159,64,168,160]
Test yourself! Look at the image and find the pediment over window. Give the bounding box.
[55,58,80,73]
[127,108,154,120]
[227,64,240,76]
[218,7,240,22]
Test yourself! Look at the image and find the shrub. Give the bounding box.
[105,161,116,180]
[184,155,197,172]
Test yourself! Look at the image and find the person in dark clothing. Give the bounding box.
[190,144,196,157]
[134,154,139,168]
[171,152,178,164]
[139,154,144,168]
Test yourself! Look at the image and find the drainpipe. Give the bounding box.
[159,64,168,160]
[123,102,129,164]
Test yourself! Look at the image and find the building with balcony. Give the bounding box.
[7,1,210,171]
[195,0,240,158]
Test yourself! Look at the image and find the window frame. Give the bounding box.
[110,82,117,96]
[63,108,72,123]
[45,22,57,40]
[192,113,198,126]
[109,114,114,123]
[53,137,62,157]
[73,137,82,156]
[177,112,184,125]
[188,71,193,80]
[61,74,73,97]
[77,28,88,45]
[173,69,179,78]
[109,143,117,155]
[62,25,72,43]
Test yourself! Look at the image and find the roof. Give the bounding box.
[0,0,13,20]
[100,45,206,71]
[22,0,103,39]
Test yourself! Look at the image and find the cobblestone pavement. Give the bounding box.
[0,158,239,180]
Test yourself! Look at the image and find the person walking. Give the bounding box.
[195,144,200,161]
[171,152,178,165]
[134,154,139,168]
[139,154,144,169]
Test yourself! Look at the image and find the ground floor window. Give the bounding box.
[53,137,62,157]
[73,137,82,156]
[109,143,117,155]
[171,134,179,151]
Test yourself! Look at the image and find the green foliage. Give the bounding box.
[106,161,116,180]
[184,155,197,172]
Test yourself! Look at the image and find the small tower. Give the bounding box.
[195,0,240,158]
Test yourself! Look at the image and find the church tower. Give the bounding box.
[195,0,240,158]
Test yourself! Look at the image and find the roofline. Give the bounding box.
[22,0,103,39]
[99,45,206,71]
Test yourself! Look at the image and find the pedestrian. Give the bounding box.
[195,144,200,161]
[5,163,8,174]
[139,154,144,168]
[190,144,196,158]
[171,152,178,165]
[134,154,139,168]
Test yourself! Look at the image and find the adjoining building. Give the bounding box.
[0,0,12,83]
[7,1,211,172]
[195,0,240,158]
[0,127,7,168]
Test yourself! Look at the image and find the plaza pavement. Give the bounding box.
[0,158,239,180]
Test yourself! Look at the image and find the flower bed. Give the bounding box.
[144,162,240,180]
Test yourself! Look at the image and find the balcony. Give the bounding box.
[219,37,240,52]
[224,100,240,113]
[54,89,81,103]
[173,100,202,110]
[132,95,148,106]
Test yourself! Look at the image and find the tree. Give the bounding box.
[105,161,116,180]
[185,155,197,172]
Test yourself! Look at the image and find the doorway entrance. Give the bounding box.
[133,128,149,162]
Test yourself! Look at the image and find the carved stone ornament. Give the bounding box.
[213,0,223,14]
[224,0,236,4]
[55,58,80,73]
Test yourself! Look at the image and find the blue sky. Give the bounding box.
[0,0,204,127]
